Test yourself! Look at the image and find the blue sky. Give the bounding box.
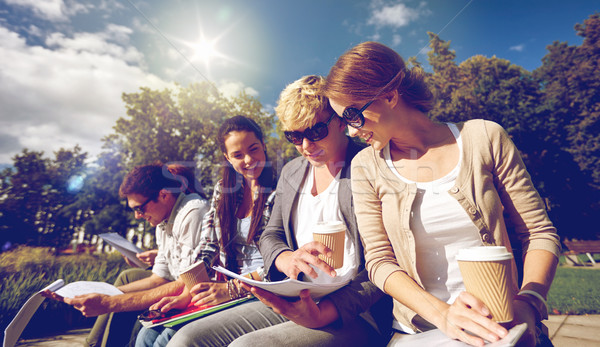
[0,0,597,164]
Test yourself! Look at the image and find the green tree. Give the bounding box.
[426,33,541,135]
[42,146,89,248]
[534,13,600,189]
[532,13,600,239]
[0,147,88,249]
[0,149,49,246]
[82,82,289,245]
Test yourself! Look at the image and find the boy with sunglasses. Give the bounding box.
[46,162,209,347]
[167,75,392,347]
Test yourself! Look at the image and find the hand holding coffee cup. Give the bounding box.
[179,261,209,292]
[313,221,346,269]
[457,246,515,323]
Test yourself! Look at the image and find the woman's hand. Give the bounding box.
[438,292,508,347]
[189,282,229,306]
[150,293,191,313]
[274,242,336,280]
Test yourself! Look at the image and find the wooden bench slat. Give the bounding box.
[563,240,600,266]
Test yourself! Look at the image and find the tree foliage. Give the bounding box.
[1,13,599,249]
[534,13,600,188]
[79,82,295,245]
[0,147,88,249]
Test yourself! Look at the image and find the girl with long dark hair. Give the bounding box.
[135,115,276,347]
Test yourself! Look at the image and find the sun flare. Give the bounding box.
[192,39,217,63]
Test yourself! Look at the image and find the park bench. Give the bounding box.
[563,239,600,266]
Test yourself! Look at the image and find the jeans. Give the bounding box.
[163,300,380,347]
[85,268,153,347]
[135,326,177,347]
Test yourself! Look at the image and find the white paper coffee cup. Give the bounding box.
[179,261,209,291]
[313,221,346,269]
[457,246,514,323]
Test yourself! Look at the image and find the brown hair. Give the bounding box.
[119,161,187,200]
[323,41,434,113]
[216,116,274,263]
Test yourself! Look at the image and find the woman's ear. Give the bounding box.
[384,90,400,109]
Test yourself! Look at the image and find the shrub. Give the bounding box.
[0,246,131,340]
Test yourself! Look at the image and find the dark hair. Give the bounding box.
[119,162,207,200]
[324,41,434,113]
[119,161,180,199]
[216,115,274,261]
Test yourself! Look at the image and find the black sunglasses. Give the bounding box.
[131,196,153,214]
[341,100,375,129]
[341,69,405,129]
[284,112,336,145]
[138,309,165,321]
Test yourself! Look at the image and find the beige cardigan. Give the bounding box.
[351,119,561,331]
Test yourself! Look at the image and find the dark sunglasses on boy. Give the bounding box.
[130,195,156,214]
[284,112,336,145]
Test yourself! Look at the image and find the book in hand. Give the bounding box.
[139,297,252,328]
[98,232,147,268]
[3,279,122,347]
[213,266,350,299]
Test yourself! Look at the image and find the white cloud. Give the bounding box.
[131,17,155,35]
[367,1,429,29]
[4,0,90,22]
[370,32,382,41]
[217,80,259,99]
[510,44,525,52]
[0,24,172,164]
[44,23,146,66]
[96,0,126,13]
[26,24,43,37]
[392,34,402,46]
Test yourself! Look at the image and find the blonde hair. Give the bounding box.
[275,75,332,131]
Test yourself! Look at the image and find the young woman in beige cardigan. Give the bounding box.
[324,41,560,347]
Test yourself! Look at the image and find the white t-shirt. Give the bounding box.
[292,166,358,285]
[384,123,482,304]
[232,216,264,275]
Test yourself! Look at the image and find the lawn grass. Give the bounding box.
[547,265,600,315]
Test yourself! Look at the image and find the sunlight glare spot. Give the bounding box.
[193,39,216,63]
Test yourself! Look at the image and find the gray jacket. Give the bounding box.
[259,138,392,340]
